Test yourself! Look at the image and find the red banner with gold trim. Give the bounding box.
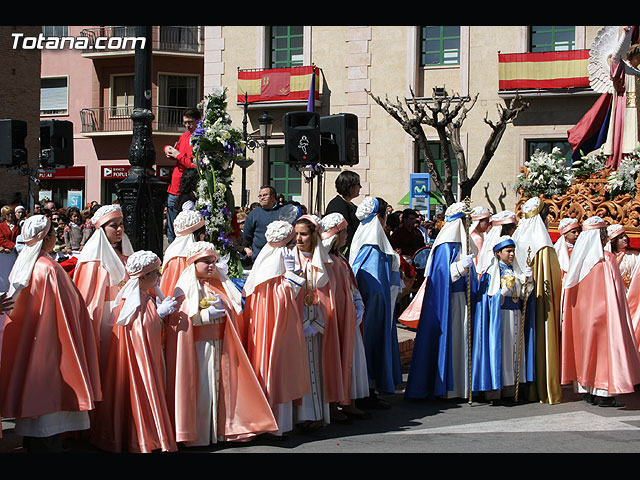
[498,50,590,90]
[238,65,319,103]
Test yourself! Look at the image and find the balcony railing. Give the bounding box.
[498,49,591,91]
[80,105,187,134]
[78,26,203,54]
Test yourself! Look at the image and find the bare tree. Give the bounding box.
[366,86,529,206]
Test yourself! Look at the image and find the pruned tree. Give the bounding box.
[366,86,529,206]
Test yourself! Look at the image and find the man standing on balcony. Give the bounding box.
[164,107,201,244]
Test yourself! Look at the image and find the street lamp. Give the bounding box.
[240,93,274,206]
[116,25,166,257]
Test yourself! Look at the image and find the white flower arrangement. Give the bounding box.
[606,144,640,198]
[515,147,573,197]
[571,147,606,177]
[190,88,247,278]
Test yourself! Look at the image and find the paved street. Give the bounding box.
[1,326,639,455]
[2,380,640,454]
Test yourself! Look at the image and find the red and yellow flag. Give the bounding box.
[498,49,590,90]
[238,65,319,103]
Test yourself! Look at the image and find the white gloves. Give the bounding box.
[282,248,297,272]
[156,296,177,318]
[523,267,533,280]
[500,285,513,297]
[461,254,475,269]
[206,295,227,319]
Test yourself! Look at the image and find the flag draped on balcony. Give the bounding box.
[237,65,319,103]
[498,50,590,90]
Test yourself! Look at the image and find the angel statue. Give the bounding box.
[587,26,640,168]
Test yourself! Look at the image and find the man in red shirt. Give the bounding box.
[390,208,425,258]
[164,107,201,243]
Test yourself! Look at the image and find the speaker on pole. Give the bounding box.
[40,119,74,168]
[319,113,358,166]
[0,119,27,167]
[284,111,321,165]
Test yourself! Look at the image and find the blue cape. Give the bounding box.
[472,267,535,391]
[404,241,479,399]
[351,244,403,395]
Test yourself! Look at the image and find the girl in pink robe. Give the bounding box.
[289,215,344,431]
[91,251,178,453]
[164,242,277,446]
[159,210,206,298]
[320,213,370,420]
[0,215,101,452]
[561,216,640,407]
[241,221,310,435]
[73,205,134,370]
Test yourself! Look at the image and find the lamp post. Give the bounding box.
[116,25,167,257]
[240,93,273,207]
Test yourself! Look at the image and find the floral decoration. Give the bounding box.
[515,147,573,198]
[606,144,640,198]
[190,87,246,278]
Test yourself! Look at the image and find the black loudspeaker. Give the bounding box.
[40,119,74,168]
[319,113,359,166]
[284,111,321,165]
[0,119,27,167]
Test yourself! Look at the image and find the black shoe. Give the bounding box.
[583,393,596,405]
[596,396,625,408]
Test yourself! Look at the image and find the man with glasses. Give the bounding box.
[243,186,284,264]
[164,107,202,244]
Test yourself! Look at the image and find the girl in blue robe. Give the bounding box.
[404,202,479,400]
[349,197,403,402]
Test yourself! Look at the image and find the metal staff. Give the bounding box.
[515,246,532,403]
[463,197,473,406]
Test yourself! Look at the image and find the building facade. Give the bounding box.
[36,25,610,216]
[39,25,204,208]
[204,25,606,216]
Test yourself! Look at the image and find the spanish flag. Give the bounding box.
[498,50,590,90]
[237,65,320,103]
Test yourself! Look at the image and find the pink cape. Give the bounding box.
[324,253,357,405]
[292,258,348,405]
[159,256,187,299]
[562,251,640,394]
[397,273,426,329]
[0,254,102,419]
[91,292,178,453]
[164,278,278,443]
[73,252,129,360]
[242,276,310,407]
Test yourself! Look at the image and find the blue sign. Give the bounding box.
[410,173,430,219]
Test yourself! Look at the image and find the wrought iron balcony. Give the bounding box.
[78,26,203,55]
[80,105,187,134]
